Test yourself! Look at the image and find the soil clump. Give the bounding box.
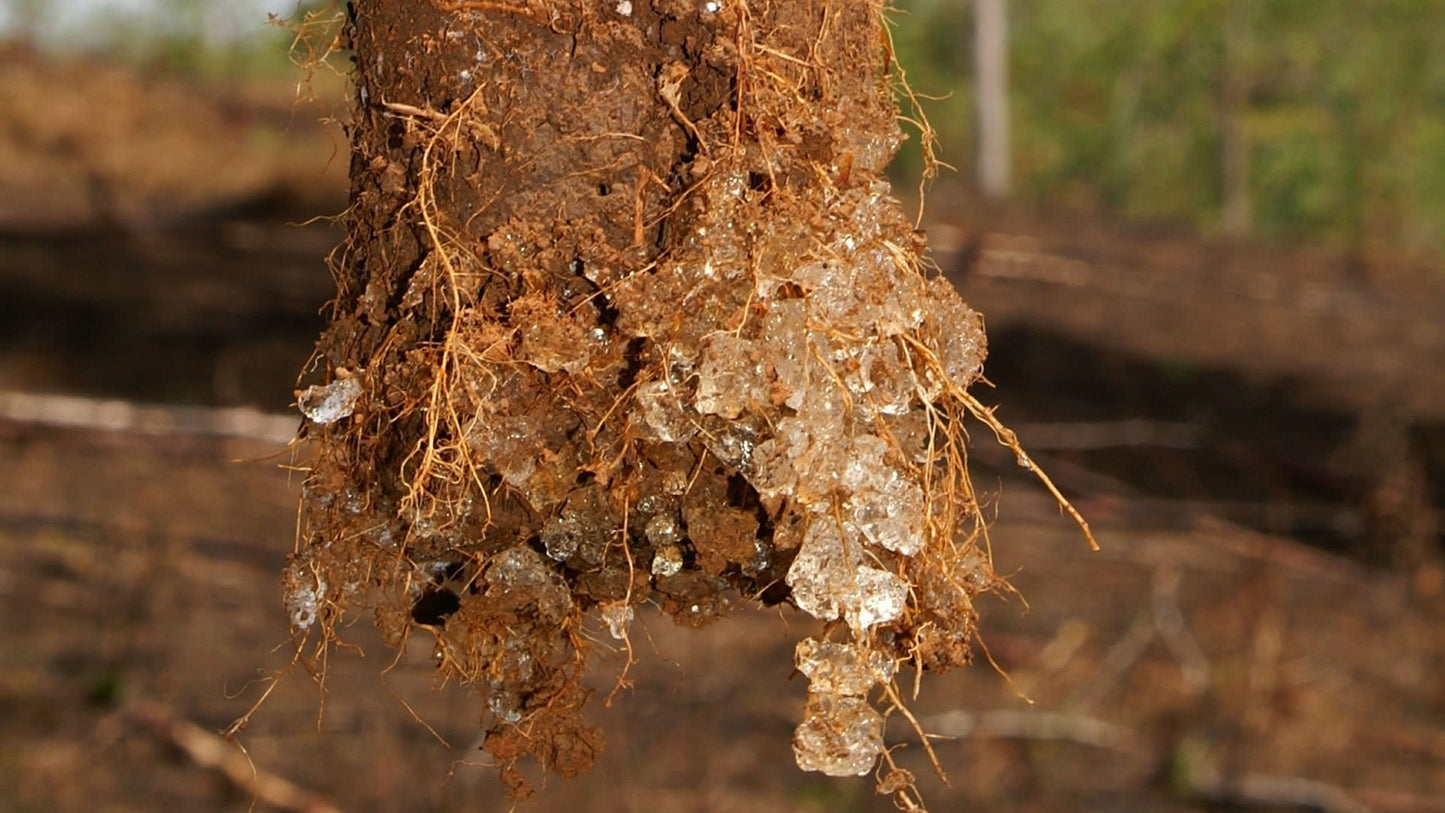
[289,2,1068,801]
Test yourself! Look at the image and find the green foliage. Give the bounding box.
[11,1,329,79]
[890,0,1445,259]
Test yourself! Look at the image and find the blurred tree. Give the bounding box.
[8,0,46,43]
[4,0,319,78]
[1218,0,1251,236]
[974,0,1011,197]
[890,0,1445,262]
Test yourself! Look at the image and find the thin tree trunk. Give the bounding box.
[1219,1,1252,236]
[974,0,1011,198]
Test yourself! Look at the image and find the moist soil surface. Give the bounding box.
[1,47,1443,812]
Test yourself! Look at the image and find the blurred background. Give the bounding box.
[0,1,1441,811]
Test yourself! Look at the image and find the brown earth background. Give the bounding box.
[1,31,1443,813]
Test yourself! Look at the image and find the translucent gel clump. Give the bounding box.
[487,545,572,623]
[516,318,589,374]
[792,637,897,777]
[646,512,686,577]
[298,377,362,425]
[759,299,810,410]
[651,543,684,577]
[599,601,634,640]
[488,688,523,724]
[467,413,540,489]
[702,426,757,470]
[847,565,908,633]
[919,277,987,395]
[488,545,552,589]
[284,570,326,631]
[754,399,849,506]
[847,340,915,416]
[792,694,884,777]
[695,334,765,419]
[644,513,682,546]
[634,380,696,442]
[785,518,908,633]
[784,518,861,623]
[793,259,861,326]
[841,435,925,556]
[487,639,535,724]
[795,638,895,696]
[539,503,611,567]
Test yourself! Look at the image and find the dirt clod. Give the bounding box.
[290,0,1039,802]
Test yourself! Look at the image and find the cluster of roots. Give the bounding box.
[282,0,1089,804]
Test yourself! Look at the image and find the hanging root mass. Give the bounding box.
[280,0,1090,804]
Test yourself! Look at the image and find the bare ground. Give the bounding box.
[3,420,1443,812]
[1,48,1443,813]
